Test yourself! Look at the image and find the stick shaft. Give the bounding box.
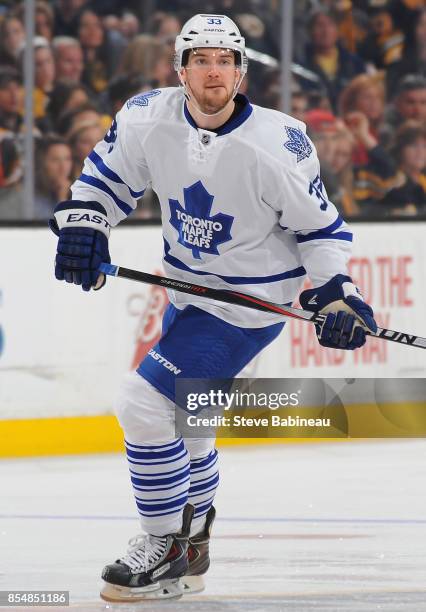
[99,263,426,350]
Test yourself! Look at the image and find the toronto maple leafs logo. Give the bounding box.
[283,126,312,162]
[169,181,233,260]
[127,89,161,109]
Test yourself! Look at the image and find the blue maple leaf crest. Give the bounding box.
[283,126,312,162]
[169,181,233,260]
[127,89,161,109]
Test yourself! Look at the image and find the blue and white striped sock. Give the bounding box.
[188,448,219,536]
[125,437,190,536]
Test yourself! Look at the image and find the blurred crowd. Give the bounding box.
[0,0,425,220]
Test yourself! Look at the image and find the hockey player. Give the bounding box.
[49,14,377,601]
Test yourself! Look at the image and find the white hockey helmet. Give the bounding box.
[174,14,248,76]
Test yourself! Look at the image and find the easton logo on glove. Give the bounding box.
[66,212,111,230]
[49,200,111,292]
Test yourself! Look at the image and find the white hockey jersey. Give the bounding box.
[72,87,353,327]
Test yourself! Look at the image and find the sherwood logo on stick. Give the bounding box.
[160,278,207,293]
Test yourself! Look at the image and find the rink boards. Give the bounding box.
[0,222,425,456]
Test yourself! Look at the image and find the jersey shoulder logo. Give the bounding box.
[127,89,161,109]
[169,181,233,260]
[283,126,312,162]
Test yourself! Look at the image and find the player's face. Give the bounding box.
[182,48,240,114]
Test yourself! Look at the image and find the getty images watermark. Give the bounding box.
[174,379,337,438]
[184,387,330,429]
[175,378,426,439]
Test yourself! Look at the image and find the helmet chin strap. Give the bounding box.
[179,71,244,118]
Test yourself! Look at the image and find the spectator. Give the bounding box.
[346,110,396,214]
[20,37,56,123]
[332,1,370,55]
[52,36,84,83]
[43,81,92,132]
[291,91,309,122]
[34,38,56,95]
[119,34,173,87]
[149,12,182,44]
[247,65,281,108]
[381,75,426,147]
[386,8,426,97]
[120,11,140,41]
[0,14,25,68]
[389,0,424,42]
[78,9,126,93]
[298,8,366,112]
[53,0,89,37]
[35,1,55,41]
[56,102,108,136]
[88,0,134,16]
[34,135,73,219]
[67,120,106,179]
[15,1,55,41]
[235,12,280,58]
[305,108,341,168]
[0,134,25,220]
[0,67,23,134]
[106,73,152,115]
[357,2,404,69]
[382,121,426,215]
[102,14,121,33]
[339,74,385,164]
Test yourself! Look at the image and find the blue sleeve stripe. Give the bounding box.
[280,215,344,234]
[77,174,133,216]
[163,239,306,284]
[88,151,145,199]
[296,230,353,244]
[322,214,344,233]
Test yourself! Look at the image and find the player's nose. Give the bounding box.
[206,63,221,77]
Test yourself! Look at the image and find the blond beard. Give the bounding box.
[187,81,233,115]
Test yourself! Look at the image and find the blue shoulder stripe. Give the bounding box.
[77,174,133,216]
[88,151,145,199]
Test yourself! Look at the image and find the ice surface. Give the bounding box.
[1,440,426,611]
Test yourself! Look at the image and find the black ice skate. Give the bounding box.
[180,505,216,594]
[100,503,194,602]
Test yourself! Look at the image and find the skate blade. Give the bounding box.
[100,581,160,602]
[100,578,183,602]
[179,575,205,594]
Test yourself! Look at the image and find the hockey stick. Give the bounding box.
[99,263,426,350]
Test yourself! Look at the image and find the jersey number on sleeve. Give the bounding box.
[104,119,118,153]
[309,175,329,211]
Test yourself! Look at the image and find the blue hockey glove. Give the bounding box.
[299,274,377,350]
[49,200,111,291]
